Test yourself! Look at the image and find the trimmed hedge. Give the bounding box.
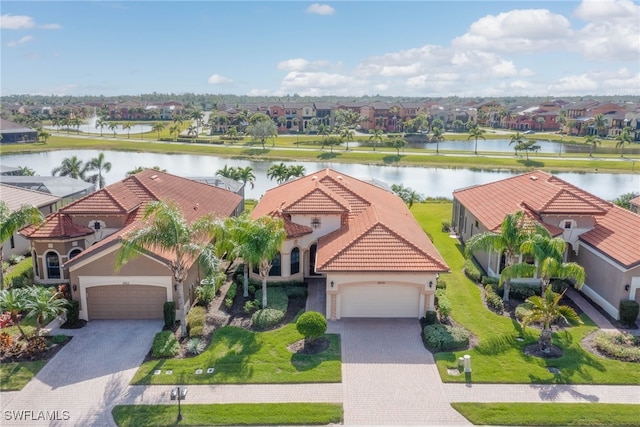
[163,302,175,329]
[423,310,439,325]
[619,301,639,326]
[495,282,540,301]
[225,283,237,309]
[186,306,206,337]
[66,300,80,325]
[151,331,179,358]
[252,287,289,330]
[296,311,327,341]
[463,259,482,282]
[484,285,504,314]
[593,332,640,362]
[423,324,470,352]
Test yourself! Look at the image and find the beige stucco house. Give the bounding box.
[453,170,640,320]
[21,170,243,321]
[251,168,449,320]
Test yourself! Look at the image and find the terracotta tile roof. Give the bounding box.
[454,170,640,268]
[61,181,140,214]
[253,168,449,273]
[580,206,640,269]
[267,211,313,238]
[21,212,94,239]
[630,196,640,207]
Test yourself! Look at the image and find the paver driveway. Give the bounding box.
[2,320,161,427]
[330,318,469,425]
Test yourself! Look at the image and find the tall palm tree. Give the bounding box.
[151,122,165,140]
[536,116,546,131]
[219,213,254,297]
[122,121,133,139]
[431,127,444,154]
[87,152,112,189]
[521,287,582,353]
[116,200,220,336]
[95,118,107,136]
[466,211,550,302]
[592,113,607,137]
[509,132,524,156]
[369,129,383,152]
[267,162,289,184]
[340,127,355,151]
[615,127,633,158]
[24,286,68,337]
[108,122,119,138]
[186,125,197,142]
[243,215,286,308]
[51,156,88,180]
[216,165,238,180]
[169,124,180,142]
[17,165,36,176]
[467,126,486,155]
[235,166,256,189]
[0,201,44,285]
[0,288,29,339]
[286,165,306,180]
[190,110,205,135]
[38,130,51,144]
[584,135,601,157]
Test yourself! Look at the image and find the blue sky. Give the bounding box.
[2,1,639,97]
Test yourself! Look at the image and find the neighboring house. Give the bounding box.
[251,168,449,320]
[0,184,61,260]
[630,196,640,214]
[0,119,38,143]
[452,170,640,320]
[0,165,22,176]
[20,169,243,321]
[0,175,95,206]
[188,176,245,208]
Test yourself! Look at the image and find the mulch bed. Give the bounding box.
[287,337,330,355]
[60,319,87,329]
[523,343,563,359]
[0,335,72,363]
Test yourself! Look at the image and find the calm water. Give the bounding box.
[3,149,638,201]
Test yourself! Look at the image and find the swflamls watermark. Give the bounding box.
[4,410,70,421]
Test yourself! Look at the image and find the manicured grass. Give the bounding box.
[413,202,640,384]
[451,402,640,426]
[3,257,33,288]
[0,360,46,391]
[2,134,637,174]
[131,323,341,385]
[112,403,343,426]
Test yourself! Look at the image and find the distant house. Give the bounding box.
[0,175,95,206]
[251,169,449,320]
[21,170,243,321]
[1,184,61,261]
[453,170,640,320]
[0,119,38,143]
[630,196,640,214]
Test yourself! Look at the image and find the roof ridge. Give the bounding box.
[454,170,551,194]
[375,220,449,270]
[539,187,608,213]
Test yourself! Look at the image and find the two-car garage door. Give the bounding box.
[86,285,166,320]
[340,283,421,318]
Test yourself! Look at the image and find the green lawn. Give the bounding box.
[112,403,343,427]
[451,403,640,426]
[413,202,640,384]
[131,323,341,385]
[0,360,46,391]
[3,257,33,288]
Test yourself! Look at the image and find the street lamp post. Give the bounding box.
[171,387,188,422]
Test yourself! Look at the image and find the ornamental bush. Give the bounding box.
[66,300,80,326]
[463,259,482,283]
[186,306,206,337]
[224,283,237,309]
[515,302,534,322]
[619,300,639,326]
[163,302,176,329]
[423,310,439,325]
[296,311,327,342]
[186,337,206,355]
[593,331,640,362]
[484,285,504,314]
[423,324,470,352]
[252,308,286,330]
[151,331,179,358]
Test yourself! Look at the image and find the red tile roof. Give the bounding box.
[454,170,640,268]
[21,212,94,239]
[253,169,449,273]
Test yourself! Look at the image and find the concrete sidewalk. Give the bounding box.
[566,287,639,336]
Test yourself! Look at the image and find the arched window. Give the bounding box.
[290,247,300,275]
[269,253,282,277]
[46,252,61,279]
[69,249,82,259]
[32,250,39,278]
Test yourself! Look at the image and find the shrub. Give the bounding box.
[423,310,439,325]
[66,300,80,325]
[463,259,482,282]
[195,283,216,307]
[438,295,452,319]
[243,299,260,313]
[551,279,569,293]
[436,278,447,290]
[186,337,206,355]
[255,287,289,311]
[481,276,499,286]
[441,220,451,232]
[252,308,286,330]
[593,332,640,362]
[515,302,534,321]
[225,283,237,309]
[51,334,67,344]
[0,312,13,328]
[423,324,470,352]
[284,285,308,298]
[186,306,206,337]
[151,331,179,358]
[296,311,327,342]
[9,254,24,266]
[484,285,504,314]
[163,302,176,329]
[509,283,540,301]
[619,301,639,326]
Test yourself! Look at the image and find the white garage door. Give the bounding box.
[87,285,167,320]
[340,284,421,318]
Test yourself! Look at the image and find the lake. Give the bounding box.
[3,149,638,201]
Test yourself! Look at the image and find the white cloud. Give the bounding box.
[547,74,599,95]
[278,71,368,96]
[519,68,536,77]
[575,0,638,21]
[379,63,422,77]
[277,58,330,71]
[6,35,34,47]
[306,4,335,16]
[247,88,271,96]
[207,74,233,85]
[0,14,61,30]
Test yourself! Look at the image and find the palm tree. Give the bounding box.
[17,165,36,176]
[556,112,567,132]
[340,127,355,151]
[38,130,51,144]
[521,287,582,353]
[466,211,550,302]
[369,129,383,152]
[0,202,44,285]
[126,166,165,177]
[87,152,112,189]
[219,213,254,297]
[24,286,68,337]
[108,122,119,138]
[286,165,306,180]
[0,288,29,339]
[122,122,133,139]
[169,124,180,141]
[51,156,88,180]
[236,166,256,189]
[243,215,286,308]
[592,113,607,137]
[95,118,107,136]
[615,127,633,158]
[190,110,205,135]
[267,162,289,184]
[216,165,239,180]
[584,135,601,157]
[226,126,238,139]
[151,122,165,141]
[536,116,546,131]
[186,125,197,142]
[430,127,444,154]
[509,132,524,156]
[116,200,220,336]
[467,126,486,155]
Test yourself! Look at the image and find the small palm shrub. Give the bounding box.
[515,302,534,322]
[423,324,470,352]
[436,278,447,290]
[296,311,327,343]
[186,337,206,355]
[151,331,179,358]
